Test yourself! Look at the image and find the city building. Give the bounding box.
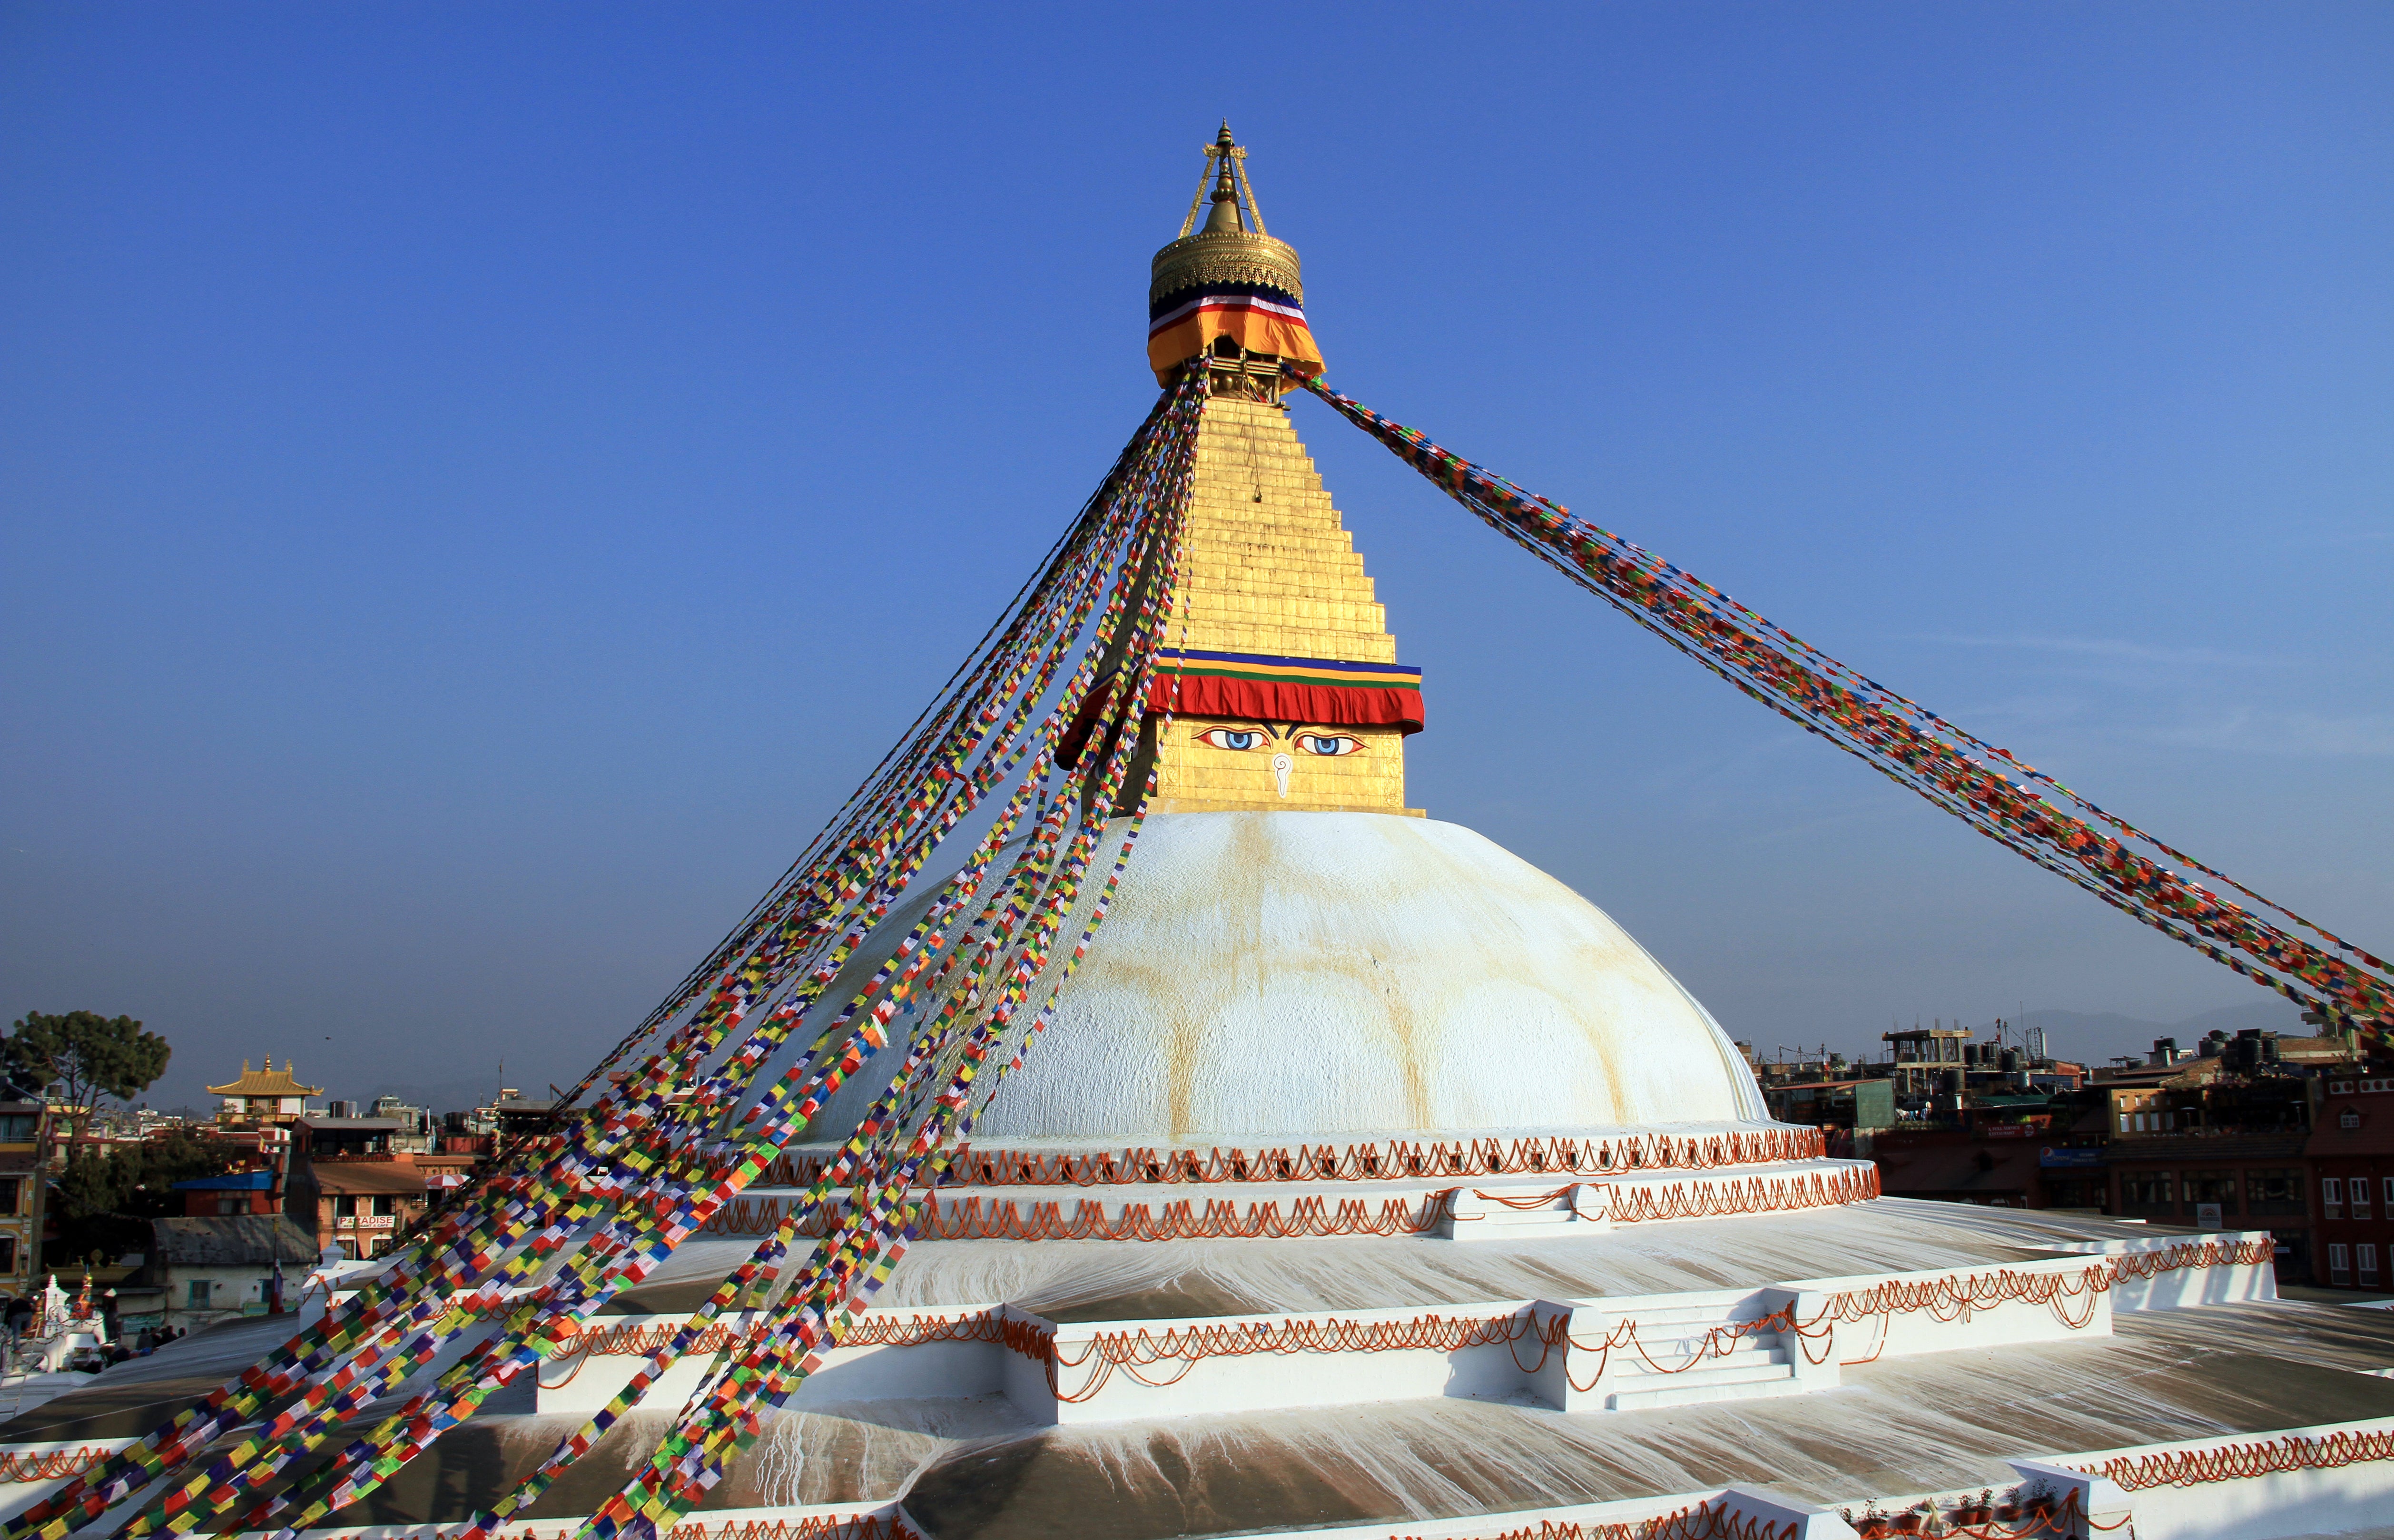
[147,1216,319,1332]
[206,1059,325,1126]
[2308,1073,2394,1289]
[1761,1078,1894,1131]
[0,1101,47,1304]
[305,1163,426,1261]
[171,1168,280,1217]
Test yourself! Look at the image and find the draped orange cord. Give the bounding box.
[1468,1183,1583,1210]
[1602,1166,1881,1223]
[1851,1492,2131,1540]
[2106,1236,2273,1277]
[532,1232,2256,1408]
[698,1165,1883,1241]
[1803,1265,2111,1363]
[1044,1313,1542,1400]
[1391,1505,1801,1540]
[0,1451,112,1484]
[2087,1426,2394,1490]
[749,1128,1829,1189]
[511,1520,918,1540]
[1542,1311,1798,1392]
[539,1311,1044,1388]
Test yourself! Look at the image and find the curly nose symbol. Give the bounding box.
[1271,752,1292,799]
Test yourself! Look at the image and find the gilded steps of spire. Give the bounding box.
[1141,395,1418,815]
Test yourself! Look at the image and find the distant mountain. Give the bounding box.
[1972,999,2315,1067]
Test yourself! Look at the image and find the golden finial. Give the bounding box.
[1155,125,1298,305]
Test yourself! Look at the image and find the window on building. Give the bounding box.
[2120,1171,2177,1214]
[2045,1177,2108,1211]
[2325,1177,2345,1218]
[2357,1181,2376,1219]
[2344,1109,2364,1129]
[2248,1169,2306,1215]
[2362,1244,2383,1286]
[2384,1177,2394,1209]
[187,1280,211,1308]
[0,1178,18,1216]
[2329,1243,2352,1283]
[371,1195,395,1217]
[0,1238,16,1273]
[0,1115,35,1141]
[335,1195,357,1218]
[2184,1171,2240,1214]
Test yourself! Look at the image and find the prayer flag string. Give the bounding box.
[1301,376,2392,1044]
[10,366,1207,1540]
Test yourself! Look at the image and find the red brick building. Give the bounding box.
[2308,1073,2394,1289]
[2104,1131,2313,1279]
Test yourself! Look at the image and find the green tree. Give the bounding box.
[4,1011,172,1138]
[48,1130,240,1267]
[52,1131,237,1221]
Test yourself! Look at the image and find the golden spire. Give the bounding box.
[1147,125,1320,390]
[1120,128,1415,816]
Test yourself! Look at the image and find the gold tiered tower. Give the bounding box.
[1152,400,1412,813]
[1137,128,1420,815]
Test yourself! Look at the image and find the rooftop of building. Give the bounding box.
[307,1163,427,1196]
[168,1169,275,1192]
[2103,1130,2312,1162]
[148,1215,319,1267]
[204,1058,325,1098]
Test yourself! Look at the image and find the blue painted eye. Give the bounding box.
[1198,728,1264,751]
[1297,734,1362,757]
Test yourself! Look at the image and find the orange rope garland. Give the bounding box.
[1392,1503,1799,1540]
[0,1450,110,1484]
[701,1164,1882,1241]
[1602,1166,1880,1224]
[1810,1263,2110,1344]
[1853,1492,2124,1539]
[1046,1311,1541,1401]
[752,1128,1828,1190]
[542,1311,1051,1388]
[1553,1311,1794,1392]
[511,1519,918,1540]
[535,1229,2261,1410]
[2105,1236,2273,1277]
[2090,1426,2394,1490]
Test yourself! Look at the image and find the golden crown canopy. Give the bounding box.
[1146,125,1322,387]
[1150,123,1303,306]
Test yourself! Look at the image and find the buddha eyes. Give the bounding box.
[1193,728,1364,756]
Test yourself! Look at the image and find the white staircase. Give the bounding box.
[1557,1292,1817,1412]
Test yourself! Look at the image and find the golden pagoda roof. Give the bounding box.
[205,1057,325,1098]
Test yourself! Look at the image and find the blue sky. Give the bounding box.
[4,3,2389,1111]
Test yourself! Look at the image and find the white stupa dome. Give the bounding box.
[808,812,1765,1148]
